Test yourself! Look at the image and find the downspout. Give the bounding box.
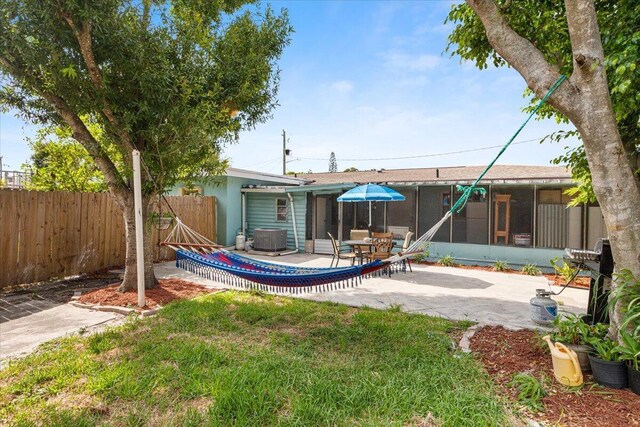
[286,192,300,253]
[242,192,247,236]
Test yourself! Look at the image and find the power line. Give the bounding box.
[291,137,546,162]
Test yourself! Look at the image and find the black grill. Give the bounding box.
[564,238,614,325]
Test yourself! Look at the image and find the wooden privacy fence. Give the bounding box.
[0,189,216,288]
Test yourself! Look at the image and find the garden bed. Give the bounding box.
[415,260,591,289]
[470,326,640,426]
[77,279,221,310]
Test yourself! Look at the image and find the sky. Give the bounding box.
[0,0,579,174]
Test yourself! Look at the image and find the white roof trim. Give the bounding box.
[226,167,308,185]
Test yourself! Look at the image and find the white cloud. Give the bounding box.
[330,80,354,94]
[382,52,441,71]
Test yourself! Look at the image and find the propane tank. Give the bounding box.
[530,289,558,325]
[235,232,246,251]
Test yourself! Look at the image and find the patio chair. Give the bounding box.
[365,237,394,262]
[349,229,370,240]
[372,232,394,239]
[397,231,414,272]
[327,232,360,267]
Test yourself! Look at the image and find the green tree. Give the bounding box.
[343,167,359,172]
[0,0,292,291]
[447,0,639,207]
[23,125,107,192]
[329,152,337,173]
[446,0,640,336]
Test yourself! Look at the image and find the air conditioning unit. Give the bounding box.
[253,228,287,252]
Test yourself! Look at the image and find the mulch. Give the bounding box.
[78,279,221,310]
[416,260,591,289]
[470,326,640,426]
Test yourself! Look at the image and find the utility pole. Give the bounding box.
[282,129,286,175]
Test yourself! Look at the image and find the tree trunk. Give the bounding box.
[563,0,640,334]
[465,0,640,336]
[118,195,158,292]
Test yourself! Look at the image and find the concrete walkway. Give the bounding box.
[0,303,122,361]
[156,253,588,330]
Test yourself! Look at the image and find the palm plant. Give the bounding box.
[616,330,640,370]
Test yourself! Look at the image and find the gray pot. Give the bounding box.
[589,354,628,389]
[565,343,592,373]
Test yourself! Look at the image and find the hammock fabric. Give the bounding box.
[164,75,567,293]
[176,250,392,294]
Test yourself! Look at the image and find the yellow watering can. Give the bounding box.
[542,335,583,386]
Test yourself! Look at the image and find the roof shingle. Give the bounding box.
[298,165,572,185]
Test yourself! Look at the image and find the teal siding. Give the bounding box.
[169,177,302,246]
[245,192,306,251]
[424,242,563,271]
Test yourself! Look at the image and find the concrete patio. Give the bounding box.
[1,253,589,361]
[155,252,589,330]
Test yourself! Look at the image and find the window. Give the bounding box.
[418,186,450,242]
[276,198,288,222]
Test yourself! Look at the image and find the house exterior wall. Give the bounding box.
[424,242,564,271]
[245,192,306,251]
[299,182,609,268]
[170,176,303,246]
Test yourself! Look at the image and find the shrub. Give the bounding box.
[438,254,456,267]
[550,257,578,283]
[551,313,608,346]
[493,260,509,272]
[609,269,640,339]
[521,263,541,276]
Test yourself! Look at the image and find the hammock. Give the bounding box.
[162,75,567,293]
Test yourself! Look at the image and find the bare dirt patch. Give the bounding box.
[78,279,221,310]
[470,326,640,427]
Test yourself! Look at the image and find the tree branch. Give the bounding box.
[465,0,581,119]
[41,92,130,200]
[56,5,135,167]
[0,54,129,203]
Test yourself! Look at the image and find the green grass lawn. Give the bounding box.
[0,292,508,426]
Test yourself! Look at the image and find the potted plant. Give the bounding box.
[607,269,640,393]
[617,330,640,394]
[550,313,607,372]
[588,338,627,389]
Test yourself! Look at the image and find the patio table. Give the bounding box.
[342,240,371,265]
[343,239,395,264]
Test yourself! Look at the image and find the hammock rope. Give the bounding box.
[394,74,568,261]
[162,74,568,291]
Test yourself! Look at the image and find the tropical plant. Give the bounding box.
[507,373,547,412]
[438,254,456,267]
[493,260,509,272]
[551,313,608,346]
[588,338,622,362]
[521,263,541,276]
[0,0,292,291]
[411,244,430,262]
[608,269,640,338]
[616,330,640,370]
[550,257,578,283]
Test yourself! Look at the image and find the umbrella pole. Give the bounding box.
[368,201,372,227]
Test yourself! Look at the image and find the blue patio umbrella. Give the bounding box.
[337,184,405,227]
